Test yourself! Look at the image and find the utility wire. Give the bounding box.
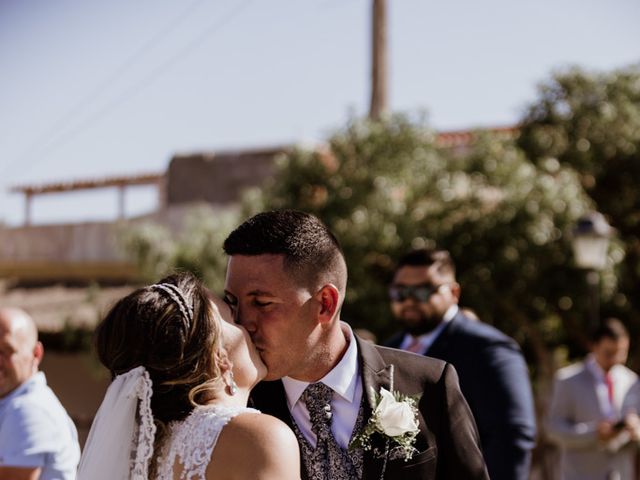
[3,0,207,179]
[2,0,254,181]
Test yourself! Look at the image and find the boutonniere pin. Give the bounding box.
[350,386,420,461]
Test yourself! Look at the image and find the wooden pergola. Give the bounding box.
[10,172,165,226]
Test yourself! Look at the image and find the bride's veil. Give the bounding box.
[77,366,157,480]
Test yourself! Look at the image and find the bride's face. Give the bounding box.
[210,296,267,390]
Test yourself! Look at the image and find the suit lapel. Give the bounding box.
[424,312,460,358]
[358,337,393,406]
[384,331,405,349]
[357,337,394,480]
[251,380,314,478]
[251,380,295,430]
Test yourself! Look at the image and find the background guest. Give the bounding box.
[547,318,639,480]
[385,248,537,480]
[0,307,79,480]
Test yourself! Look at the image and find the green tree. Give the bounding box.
[245,116,600,368]
[245,115,606,480]
[119,206,238,294]
[244,115,444,337]
[117,67,637,478]
[518,65,640,363]
[119,222,175,282]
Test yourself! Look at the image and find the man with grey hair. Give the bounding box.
[0,307,79,480]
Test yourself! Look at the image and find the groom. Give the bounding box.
[223,210,488,479]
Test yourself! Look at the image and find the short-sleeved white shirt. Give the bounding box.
[0,372,80,479]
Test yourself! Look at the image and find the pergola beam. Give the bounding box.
[9,172,165,226]
[10,173,164,196]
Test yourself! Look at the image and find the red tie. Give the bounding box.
[406,337,422,354]
[605,372,615,406]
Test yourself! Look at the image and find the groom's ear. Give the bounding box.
[316,284,340,325]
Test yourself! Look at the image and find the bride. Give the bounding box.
[77,271,300,479]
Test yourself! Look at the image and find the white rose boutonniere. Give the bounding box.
[350,387,420,461]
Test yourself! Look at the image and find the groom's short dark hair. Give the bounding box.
[223,210,347,292]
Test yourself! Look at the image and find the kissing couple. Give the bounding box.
[78,210,489,480]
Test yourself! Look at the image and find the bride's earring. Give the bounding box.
[227,371,238,396]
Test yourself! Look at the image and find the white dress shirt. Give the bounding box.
[399,304,458,355]
[282,322,362,449]
[585,355,625,420]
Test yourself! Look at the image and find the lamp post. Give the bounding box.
[571,212,613,330]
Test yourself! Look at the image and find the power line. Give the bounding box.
[3,0,207,177]
[2,0,254,181]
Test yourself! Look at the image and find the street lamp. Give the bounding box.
[571,212,613,329]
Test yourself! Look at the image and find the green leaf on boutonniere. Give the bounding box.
[349,387,420,461]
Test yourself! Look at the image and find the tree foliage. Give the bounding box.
[245,115,600,368]
[119,66,637,374]
[519,65,640,363]
[119,206,238,294]
[118,66,637,479]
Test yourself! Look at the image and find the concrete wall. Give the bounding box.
[167,147,285,206]
[40,353,110,447]
[0,221,136,284]
[0,222,126,263]
[0,206,207,284]
[0,145,286,284]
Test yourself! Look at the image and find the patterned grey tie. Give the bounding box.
[301,382,358,480]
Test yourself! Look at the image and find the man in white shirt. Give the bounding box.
[547,318,639,480]
[0,308,80,480]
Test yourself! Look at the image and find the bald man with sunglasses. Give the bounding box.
[385,249,537,480]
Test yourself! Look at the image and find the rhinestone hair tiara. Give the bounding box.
[150,283,194,322]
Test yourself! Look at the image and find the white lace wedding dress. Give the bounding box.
[154,404,259,480]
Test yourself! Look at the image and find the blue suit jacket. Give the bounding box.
[386,310,537,480]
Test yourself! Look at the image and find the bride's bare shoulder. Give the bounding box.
[207,412,300,480]
[221,411,297,447]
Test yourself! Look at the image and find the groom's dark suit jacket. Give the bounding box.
[250,336,489,480]
[387,311,537,480]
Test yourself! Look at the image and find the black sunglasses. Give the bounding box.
[388,284,445,303]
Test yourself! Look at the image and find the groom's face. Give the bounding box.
[224,254,319,381]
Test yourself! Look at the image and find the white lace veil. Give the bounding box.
[77,366,157,480]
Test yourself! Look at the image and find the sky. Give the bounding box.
[1,0,638,226]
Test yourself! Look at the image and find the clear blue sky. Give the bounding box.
[1,0,638,226]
